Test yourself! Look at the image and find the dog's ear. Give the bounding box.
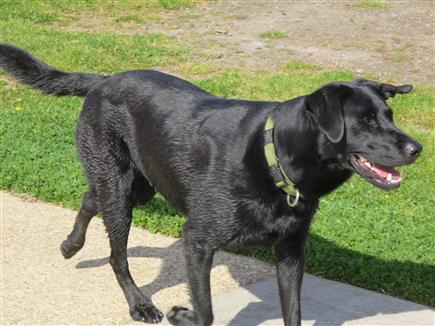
[380,83,413,99]
[305,84,350,143]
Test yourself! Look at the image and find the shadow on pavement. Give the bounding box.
[77,234,434,325]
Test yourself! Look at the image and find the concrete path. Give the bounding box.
[2,192,434,325]
[208,277,434,326]
[1,192,274,325]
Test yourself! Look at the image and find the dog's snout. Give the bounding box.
[404,141,423,158]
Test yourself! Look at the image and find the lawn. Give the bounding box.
[1,1,434,306]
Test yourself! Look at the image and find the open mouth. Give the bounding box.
[350,155,402,190]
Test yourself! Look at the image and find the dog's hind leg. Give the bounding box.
[61,191,98,259]
[101,170,163,323]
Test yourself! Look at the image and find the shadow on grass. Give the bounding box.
[76,232,434,325]
[226,233,435,325]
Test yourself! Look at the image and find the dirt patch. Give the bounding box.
[155,0,434,85]
[58,1,434,85]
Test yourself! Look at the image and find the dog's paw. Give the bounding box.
[167,306,196,326]
[130,303,163,324]
[60,239,84,259]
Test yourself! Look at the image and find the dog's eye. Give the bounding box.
[359,113,376,125]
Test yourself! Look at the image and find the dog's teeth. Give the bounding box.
[387,173,392,182]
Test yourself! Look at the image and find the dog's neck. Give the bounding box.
[272,98,352,198]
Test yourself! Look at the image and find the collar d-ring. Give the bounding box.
[287,191,300,207]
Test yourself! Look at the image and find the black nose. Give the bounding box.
[405,141,423,157]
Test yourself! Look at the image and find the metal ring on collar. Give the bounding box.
[287,190,300,207]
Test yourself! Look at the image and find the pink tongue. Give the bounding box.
[371,163,401,180]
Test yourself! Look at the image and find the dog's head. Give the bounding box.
[305,79,422,190]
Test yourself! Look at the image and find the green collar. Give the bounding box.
[264,115,300,207]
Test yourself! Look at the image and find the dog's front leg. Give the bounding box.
[275,235,306,326]
[168,235,215,326]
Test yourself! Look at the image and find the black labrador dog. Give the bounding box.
[0,44,422,326]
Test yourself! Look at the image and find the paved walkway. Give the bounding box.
[2,192,434,325]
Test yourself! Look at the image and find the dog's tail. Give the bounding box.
[0,44,109,97]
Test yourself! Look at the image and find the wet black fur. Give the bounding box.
[0,44,422,326]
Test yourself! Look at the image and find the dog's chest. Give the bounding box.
[229,200,316,247]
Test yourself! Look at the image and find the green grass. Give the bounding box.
[390,52,408,63]
[0,0,194,28]
[354,0,389,9]
[1,1,434,307]
[260,30,286,40]
[114,14,145,24]
[285,60,320,72]
[0,24,188,75]
[156,0,194,9]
